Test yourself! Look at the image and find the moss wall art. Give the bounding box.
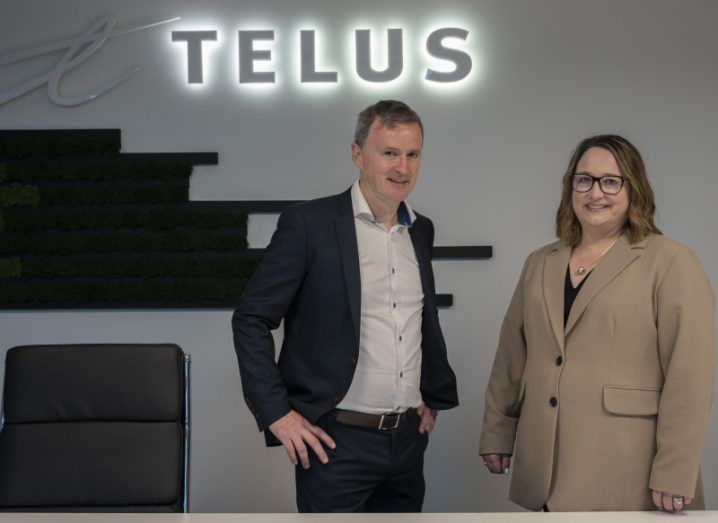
[0,129,259,309]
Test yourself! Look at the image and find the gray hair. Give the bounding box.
[353,100,424,148]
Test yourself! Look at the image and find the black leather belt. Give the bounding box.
[334,408,415,430]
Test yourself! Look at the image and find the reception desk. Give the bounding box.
[1,513,716,523]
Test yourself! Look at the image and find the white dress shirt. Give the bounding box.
[336,180,424,414]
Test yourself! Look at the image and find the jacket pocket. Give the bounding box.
[603,385,660,416]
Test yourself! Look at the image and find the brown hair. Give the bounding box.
[353,100,423,148]
[555,134,661,246]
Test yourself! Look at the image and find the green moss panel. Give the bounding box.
[0,258,21,278]
[0,230,248,256]
[0,130,121,157]
[0,128,257,308]
[19,254,258,279]
[2,206,248,232]
[0,184,39,207]
[0,278,248,305]
[4,159,192,184]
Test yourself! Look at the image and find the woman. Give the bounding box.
[479,135,715,512]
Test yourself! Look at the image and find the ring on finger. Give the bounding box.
[672,496,684,506]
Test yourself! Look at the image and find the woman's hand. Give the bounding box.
[481,453,511,474]
[651,489,692,512]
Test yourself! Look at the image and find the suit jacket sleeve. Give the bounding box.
[417,216,459,410]
[479,253,532,455]
[232,206,307,432]
[649,246,716,497]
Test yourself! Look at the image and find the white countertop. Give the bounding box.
[1,513,717,523]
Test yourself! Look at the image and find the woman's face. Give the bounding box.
[572,147,630,237]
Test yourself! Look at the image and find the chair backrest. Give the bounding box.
[0,344,190,512]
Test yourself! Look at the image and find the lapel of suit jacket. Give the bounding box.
[334,189,361,345]
[409,220,433,304]
[543,241,571,352]
[564,234,647,336]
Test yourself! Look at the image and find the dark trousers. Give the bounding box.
[295,410,429,512]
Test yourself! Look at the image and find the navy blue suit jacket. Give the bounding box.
[232,188,459,445]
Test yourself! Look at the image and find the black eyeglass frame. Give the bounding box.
[570,173,626,195]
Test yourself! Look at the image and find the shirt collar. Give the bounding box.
[351,180,416,227]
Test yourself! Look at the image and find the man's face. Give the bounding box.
[351,118,423,211]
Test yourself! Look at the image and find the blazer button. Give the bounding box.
[350,358,357,367]
[555,356,563,366]
[334,395,342,404]
[549,396,558,407]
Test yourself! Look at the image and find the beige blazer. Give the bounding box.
[479,234,716,511]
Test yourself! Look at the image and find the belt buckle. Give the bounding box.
[378,413,400,430]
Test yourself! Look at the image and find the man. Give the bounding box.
[232,99,458,512]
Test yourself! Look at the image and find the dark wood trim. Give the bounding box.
[436,294,453,307]
[0,301,241,310]
[247,244,492,260]
[433,246,493,259]
[0,296,458,310]
[0,129,120,139]
[117,152,218,164]
[2,152,219,165]
[236,201,302,213]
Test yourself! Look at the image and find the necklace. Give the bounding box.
[575,236,620,276]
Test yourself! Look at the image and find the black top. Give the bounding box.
[565,266,590,326]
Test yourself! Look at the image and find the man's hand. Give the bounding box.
[416,402,438,434]
[651,489,692,512]
[481,453,511,474]
[268,410,336,469]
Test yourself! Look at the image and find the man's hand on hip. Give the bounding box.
[416,401,438,434]
[268,410,336,469]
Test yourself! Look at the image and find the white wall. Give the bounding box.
[1,0,717,512]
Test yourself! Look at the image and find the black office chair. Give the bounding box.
[0,344,190,512]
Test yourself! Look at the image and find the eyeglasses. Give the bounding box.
[571,173,625,195]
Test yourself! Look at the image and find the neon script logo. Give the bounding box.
[0,15,474,107]
[0,15,178,106]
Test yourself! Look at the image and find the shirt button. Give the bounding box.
[555,356,563,366]
[399,336,403,342]
[400,372,404,378]
[392,268,395,274]
[393,302,397,308]
[549,397,558,407]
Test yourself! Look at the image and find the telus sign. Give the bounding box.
[171,27,472,85]
[0,15,474,107]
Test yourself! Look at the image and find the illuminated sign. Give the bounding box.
[171,28,472,85]
[0,14,476,107]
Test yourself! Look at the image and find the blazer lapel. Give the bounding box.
[543,241,571,352]
[334,190,361,345]
[409,222,435,304]
[565,235,646,336]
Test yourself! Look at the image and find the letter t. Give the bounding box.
[171,31,218,84]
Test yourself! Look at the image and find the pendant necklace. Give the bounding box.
[575,236,620,276]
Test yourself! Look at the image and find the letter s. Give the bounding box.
[425,28,471,83]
